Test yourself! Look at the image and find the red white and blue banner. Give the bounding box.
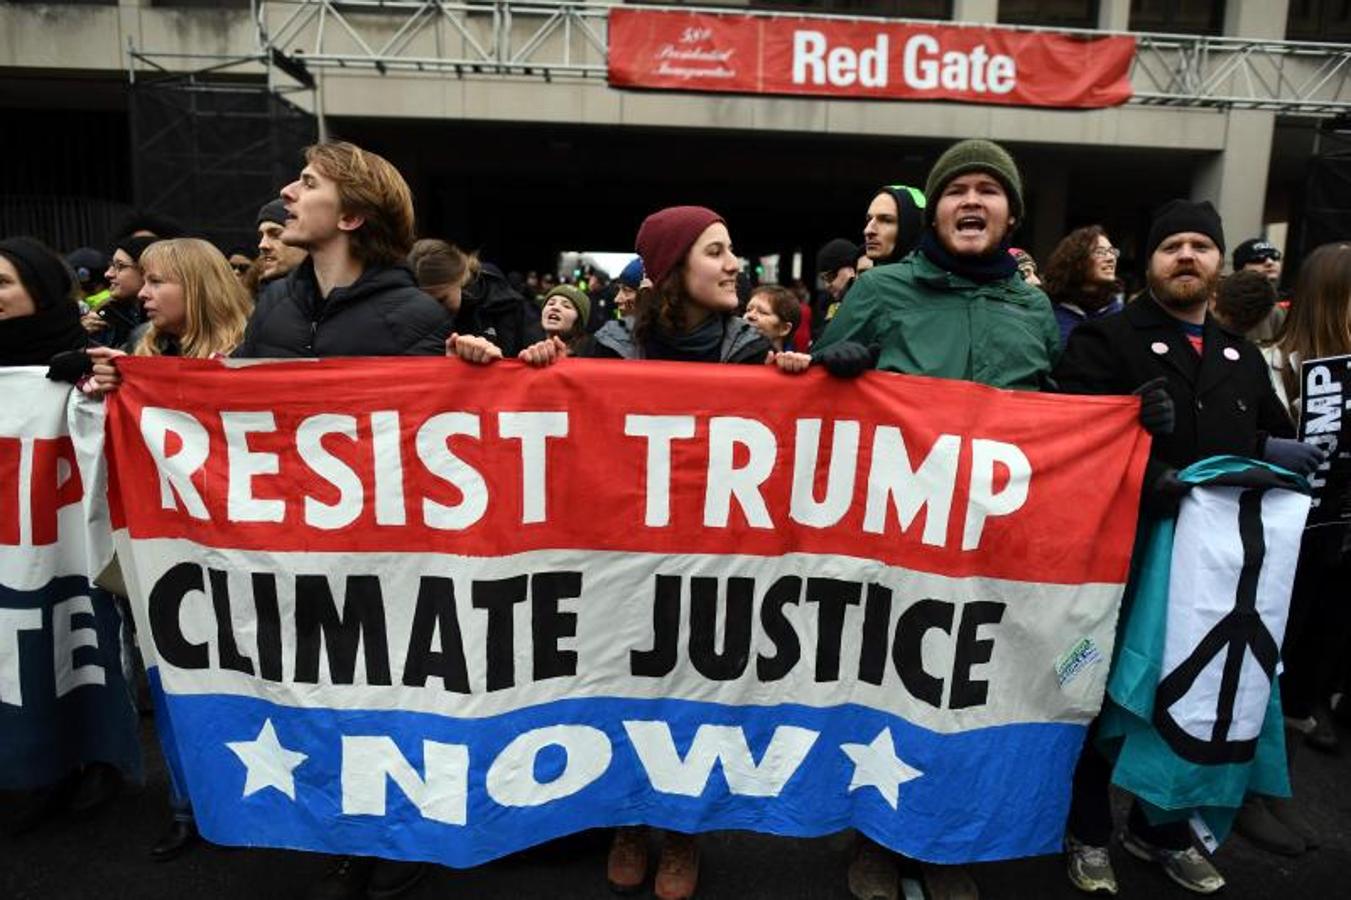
[0,370,140,790]
[99,357,1149,865]
[607,8,1136,109]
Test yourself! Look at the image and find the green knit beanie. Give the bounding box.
[541,284,591,330]
[924,139,1024,223]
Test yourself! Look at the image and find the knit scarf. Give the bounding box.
[644,313,724,362]
[918,230,1019,284]
[0,300,87,367]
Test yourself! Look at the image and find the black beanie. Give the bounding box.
[110,234,158,265]
[1145,199,1225,259]
[816,238,861,276]
[873,185,926,264]
[257,199,288,229]
[0,237,74,310]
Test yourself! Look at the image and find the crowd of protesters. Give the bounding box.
[2,135,1349,900]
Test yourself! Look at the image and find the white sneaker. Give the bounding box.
[1065,835,1118,895]
[1121,831,1225,895]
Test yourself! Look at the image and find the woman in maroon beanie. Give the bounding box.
[449,205,771,369]
[446,207,770,900]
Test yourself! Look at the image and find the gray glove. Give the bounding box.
[1263,437,1329,477]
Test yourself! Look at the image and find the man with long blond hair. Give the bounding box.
[231,141,449,899]
[234,140,450,359]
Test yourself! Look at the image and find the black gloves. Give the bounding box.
[46,349,93,385]
[1132,377,1174,436]
[1142,466,1193,517]
[1153,468,1194,499]
[1263,437,1329,477]
[811,341,878,378]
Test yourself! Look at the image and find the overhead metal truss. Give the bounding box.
[260,0,609,78]
[127,1,1351,116]
[1130,32,1351,115]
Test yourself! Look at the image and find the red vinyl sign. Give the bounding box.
[607,9,1135,109]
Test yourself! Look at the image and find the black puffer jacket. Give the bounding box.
[235,259,451,358]
[458,262,529,356]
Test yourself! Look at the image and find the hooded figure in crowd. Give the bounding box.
[862,184,926,267]
[0,236,87,367]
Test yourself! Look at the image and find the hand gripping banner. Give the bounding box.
[99,357,1149,865]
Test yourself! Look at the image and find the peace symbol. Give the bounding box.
[1153,488,1280,765]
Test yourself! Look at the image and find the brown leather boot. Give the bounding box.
[654,831,700,900]
[606,826,649,895]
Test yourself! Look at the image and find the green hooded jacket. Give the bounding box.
[814,252,1061,390]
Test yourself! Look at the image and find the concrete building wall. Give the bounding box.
[0,0,1319,249]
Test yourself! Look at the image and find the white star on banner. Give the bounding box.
[226,718,308,801]
[840,727,923,811]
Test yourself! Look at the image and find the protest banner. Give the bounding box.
[1102,457,1310,838]
[100,356,1148,865]
[607,8,1135,110]
[0,369,140,790]
[1297,353,1351,527]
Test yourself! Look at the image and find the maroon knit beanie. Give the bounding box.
[635,206,725,287]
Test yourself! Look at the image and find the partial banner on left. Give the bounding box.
[0,368,141,790]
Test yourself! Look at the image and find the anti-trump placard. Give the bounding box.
[99,357,1149,865]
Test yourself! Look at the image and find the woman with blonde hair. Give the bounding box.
[86,237,253,860]
[91,238,253,393]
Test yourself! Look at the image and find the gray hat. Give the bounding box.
[257,199,287,228]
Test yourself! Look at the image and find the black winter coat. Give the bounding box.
[458,263,528,356]
[1054,294,1294,496]
[235,259,451,359]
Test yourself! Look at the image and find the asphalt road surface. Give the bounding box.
[3,717,1349,900]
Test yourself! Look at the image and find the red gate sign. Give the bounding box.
[608,9,1135,110]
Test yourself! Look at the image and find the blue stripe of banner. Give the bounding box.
[158,678,1084,865]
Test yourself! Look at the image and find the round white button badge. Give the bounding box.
[1151,342,1169,355]
[1223,347,1240,361]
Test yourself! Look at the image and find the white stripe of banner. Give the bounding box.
[120,536,1122,734]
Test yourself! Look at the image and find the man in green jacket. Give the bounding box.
[808,138,1061,391]
[773,137,1050,900]
[775,141,1171,900]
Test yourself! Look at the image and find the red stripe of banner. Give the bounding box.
[607,9,1135,110]
[104,357,1148,585]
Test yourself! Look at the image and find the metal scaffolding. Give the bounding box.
[121,1,1351,116]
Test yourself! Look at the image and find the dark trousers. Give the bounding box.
[1066,719,1192,850]
[1279,531,1350,720]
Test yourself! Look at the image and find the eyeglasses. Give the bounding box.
[109,260,139,273]
[1090,247,1121,260]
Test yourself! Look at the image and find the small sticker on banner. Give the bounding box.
[1055,637,1103,688]
[1190,812,1219,854]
